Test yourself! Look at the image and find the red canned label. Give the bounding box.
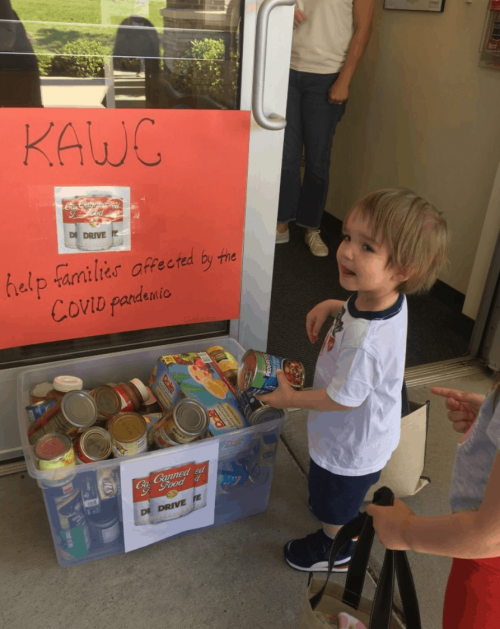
[193,461,209,510]
[133,476,151,526]
[112,384,134,412]
[149,463,195,524]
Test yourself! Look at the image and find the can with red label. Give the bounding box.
[149,462,195,523]
[61,197,86,249]
[193,461,209,510]
[28,391,98,444]
[35,433,76,472]
[104,197,124,246]
[132,476,151,526]
[75,427,112,463]
[238,350,305,395]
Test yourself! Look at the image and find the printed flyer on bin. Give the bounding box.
[120,439,219,552]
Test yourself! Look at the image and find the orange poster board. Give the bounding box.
[0,109,251,350]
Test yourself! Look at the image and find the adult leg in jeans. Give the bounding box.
[277,69,303,232]
[296,72,346,230]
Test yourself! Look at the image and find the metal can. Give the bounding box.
[88,501,120,545]
[108,412,147,458]
[96,467,120,501]
[75,427,112,463]
[149,399,209,449]
[236,386,286,425]
[29,381,54,404]
[28,390,98,445]
[54,489,91,559]
[206,346,239,386]
[80,471,102,516]
[35,433,76,470]
[237,350,305,395]
[91,385,123,419]
[26,398,58,423]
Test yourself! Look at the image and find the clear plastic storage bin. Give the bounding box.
[17,338,286,567]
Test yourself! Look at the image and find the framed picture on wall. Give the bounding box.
[384,0,446,12]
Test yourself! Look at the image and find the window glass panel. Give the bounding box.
[2,0,243,110]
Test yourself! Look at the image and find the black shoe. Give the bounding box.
[284,529,354,572]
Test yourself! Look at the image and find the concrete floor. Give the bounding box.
[0,364,495,629]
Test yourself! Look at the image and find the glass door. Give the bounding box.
[0,0,294,462]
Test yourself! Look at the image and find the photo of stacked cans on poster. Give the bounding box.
[22,347,304,564]
[54,186,131,254]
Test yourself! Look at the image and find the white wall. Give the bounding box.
[324,0,500,316]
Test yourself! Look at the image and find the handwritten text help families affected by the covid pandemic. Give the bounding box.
[5,251,239,322]
[0,109,250,349]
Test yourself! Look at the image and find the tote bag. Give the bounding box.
[364,392,431,502]
[299,487,421,629]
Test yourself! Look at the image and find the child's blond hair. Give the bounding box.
[343,188,450,296]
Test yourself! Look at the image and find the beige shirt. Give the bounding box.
[291,0,355,74]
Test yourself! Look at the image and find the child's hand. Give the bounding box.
[430,386,485,434]
[255,370,295,409]
[306,301,332,343]
[366,498,415,551]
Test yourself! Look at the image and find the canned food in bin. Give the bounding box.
[237,350,305,396]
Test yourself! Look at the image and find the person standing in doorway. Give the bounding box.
[276,0,375,257]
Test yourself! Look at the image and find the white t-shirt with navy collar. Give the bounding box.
[308,292,408,476]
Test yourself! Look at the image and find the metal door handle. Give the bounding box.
[252,0,295,131]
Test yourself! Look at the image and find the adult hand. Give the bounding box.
[430,386,485,434]
[255,370,295,409]
[306,301,332,343]
[294,9,307,27]
[366,498,415,551]
[328,80,349,105]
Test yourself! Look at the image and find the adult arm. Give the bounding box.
[368,451,500,559]
[329,0,375,103]
[402,451,500,558]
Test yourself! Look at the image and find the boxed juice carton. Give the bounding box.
[150,352,248,436]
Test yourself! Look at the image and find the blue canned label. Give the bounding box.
[26,398,57,423]
[235,386,263,419]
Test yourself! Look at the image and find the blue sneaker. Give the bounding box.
[284,529,354,572]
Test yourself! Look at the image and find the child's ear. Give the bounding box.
[392,265,410,284]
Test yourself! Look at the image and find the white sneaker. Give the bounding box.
[276,227,290,244]
[305,230,328,257]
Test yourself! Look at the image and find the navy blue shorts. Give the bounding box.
[308,457,382,525]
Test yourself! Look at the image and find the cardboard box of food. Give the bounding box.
[150,352,248,436]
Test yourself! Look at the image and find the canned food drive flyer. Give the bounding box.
[120,439,219,553]
[54,186,131,254]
